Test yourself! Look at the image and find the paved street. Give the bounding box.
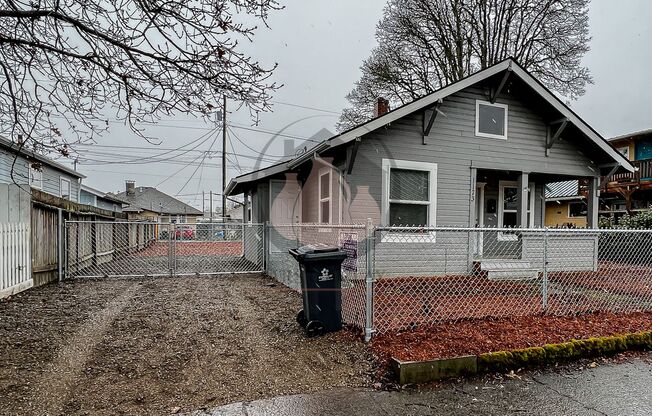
[192,355,652,416]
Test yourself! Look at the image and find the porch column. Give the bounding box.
[469,167,477,227]
[517,172,529,227]
[587,177,599,229]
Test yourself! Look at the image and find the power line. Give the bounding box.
[269,100,341,115]
[227,126,287,158]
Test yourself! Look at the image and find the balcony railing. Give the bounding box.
[604,159,652,188]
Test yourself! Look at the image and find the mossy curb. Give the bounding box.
[392,330,652,384]
[478,330,652,373]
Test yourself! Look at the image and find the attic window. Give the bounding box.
[476,100,508,140]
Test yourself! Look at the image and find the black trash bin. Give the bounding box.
[289,244,348,337]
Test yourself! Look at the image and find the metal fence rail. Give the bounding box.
[65,221,264,278]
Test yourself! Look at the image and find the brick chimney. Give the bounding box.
[374,97,390,118]
[126,180,135,196]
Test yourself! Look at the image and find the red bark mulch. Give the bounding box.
[370,311,652,365]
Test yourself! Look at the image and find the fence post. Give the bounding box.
[542,227,549,311]
[263,221,271,276]
[57,208,64,282]
[364,218,374,342]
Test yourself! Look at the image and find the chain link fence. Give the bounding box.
[64,220,652,340]
[370,226,652,334]
[65,221,264,278]
[265,223,370,331]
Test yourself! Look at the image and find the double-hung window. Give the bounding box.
[382,159,437,242]
[498,181,534,240]
[60,177,71,200]
[28,164,43,189]
[318,168,331,224]
[475,100,508,140]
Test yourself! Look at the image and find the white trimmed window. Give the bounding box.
[60,177,71,200]
[617,146,630,160]
[498,181,534,240]
[28,164,43,189]
[475,100,508,140]
[381,159,437,241]
[318,168,331,224]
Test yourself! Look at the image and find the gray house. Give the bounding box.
[0,136,84,203]
[225,58,633,282]
[80,184,126,212]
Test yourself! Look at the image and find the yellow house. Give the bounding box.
[544,181,587,228]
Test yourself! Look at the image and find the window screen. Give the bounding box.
[477,103,506,137]
[390,169,429,201]
[388,168,430,226]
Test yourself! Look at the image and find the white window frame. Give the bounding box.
[381,158,437,243]
[617,146,630,160]
[317,167,332,224]
[568,201,587,218]
[475,100,508,140]
[59,177,71,200]
[28,164,43,189]
[498,180,534,241]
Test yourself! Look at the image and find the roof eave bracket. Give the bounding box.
[346,138,361,175]
[423,99,443,144]
[490,63,512,104]
[545,118,569,156]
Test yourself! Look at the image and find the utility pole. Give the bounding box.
[209,190,213,221]
[202,190,205,215]
[221,95,227,221]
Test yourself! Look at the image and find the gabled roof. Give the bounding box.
[115,186,202,215]
[0,136,85,178]
[226,58,634,196]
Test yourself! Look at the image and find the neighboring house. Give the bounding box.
[114,180,202,223]
[0,136,84,202]
[600,128,652,220]
[544,180,587,228]
[226,58,632,273]
[80,184,126,212]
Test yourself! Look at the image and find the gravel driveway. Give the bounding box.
[0,275,372,415]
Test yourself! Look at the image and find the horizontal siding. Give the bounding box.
[343,85,597,227]
[0,149,80,202]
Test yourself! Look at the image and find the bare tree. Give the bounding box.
[338,0,591,131]
[0,0,282,153]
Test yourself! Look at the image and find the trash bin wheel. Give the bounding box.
[305,320,325,337]
[296,309,307,328]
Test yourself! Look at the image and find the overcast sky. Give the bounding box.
[71,0,652,211]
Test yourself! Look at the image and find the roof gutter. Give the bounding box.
[224,179,237,197]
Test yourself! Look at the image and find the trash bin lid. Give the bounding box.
[295,243,340,255]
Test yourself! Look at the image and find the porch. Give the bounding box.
[466,168,600,276]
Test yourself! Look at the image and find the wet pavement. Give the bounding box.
[190,356,652,415]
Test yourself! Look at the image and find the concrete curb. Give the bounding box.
[392,330,652,384]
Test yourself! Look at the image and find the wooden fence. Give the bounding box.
[0,223,32,298]
[30,189,127,287]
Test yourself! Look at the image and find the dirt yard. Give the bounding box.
[0,275,372,415]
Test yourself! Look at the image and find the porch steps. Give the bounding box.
[476,260,540,281]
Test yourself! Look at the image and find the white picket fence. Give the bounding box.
[0,223,32,298]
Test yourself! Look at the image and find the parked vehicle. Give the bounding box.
[175,225,195,240]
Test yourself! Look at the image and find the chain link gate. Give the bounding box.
[64,221,264,278]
